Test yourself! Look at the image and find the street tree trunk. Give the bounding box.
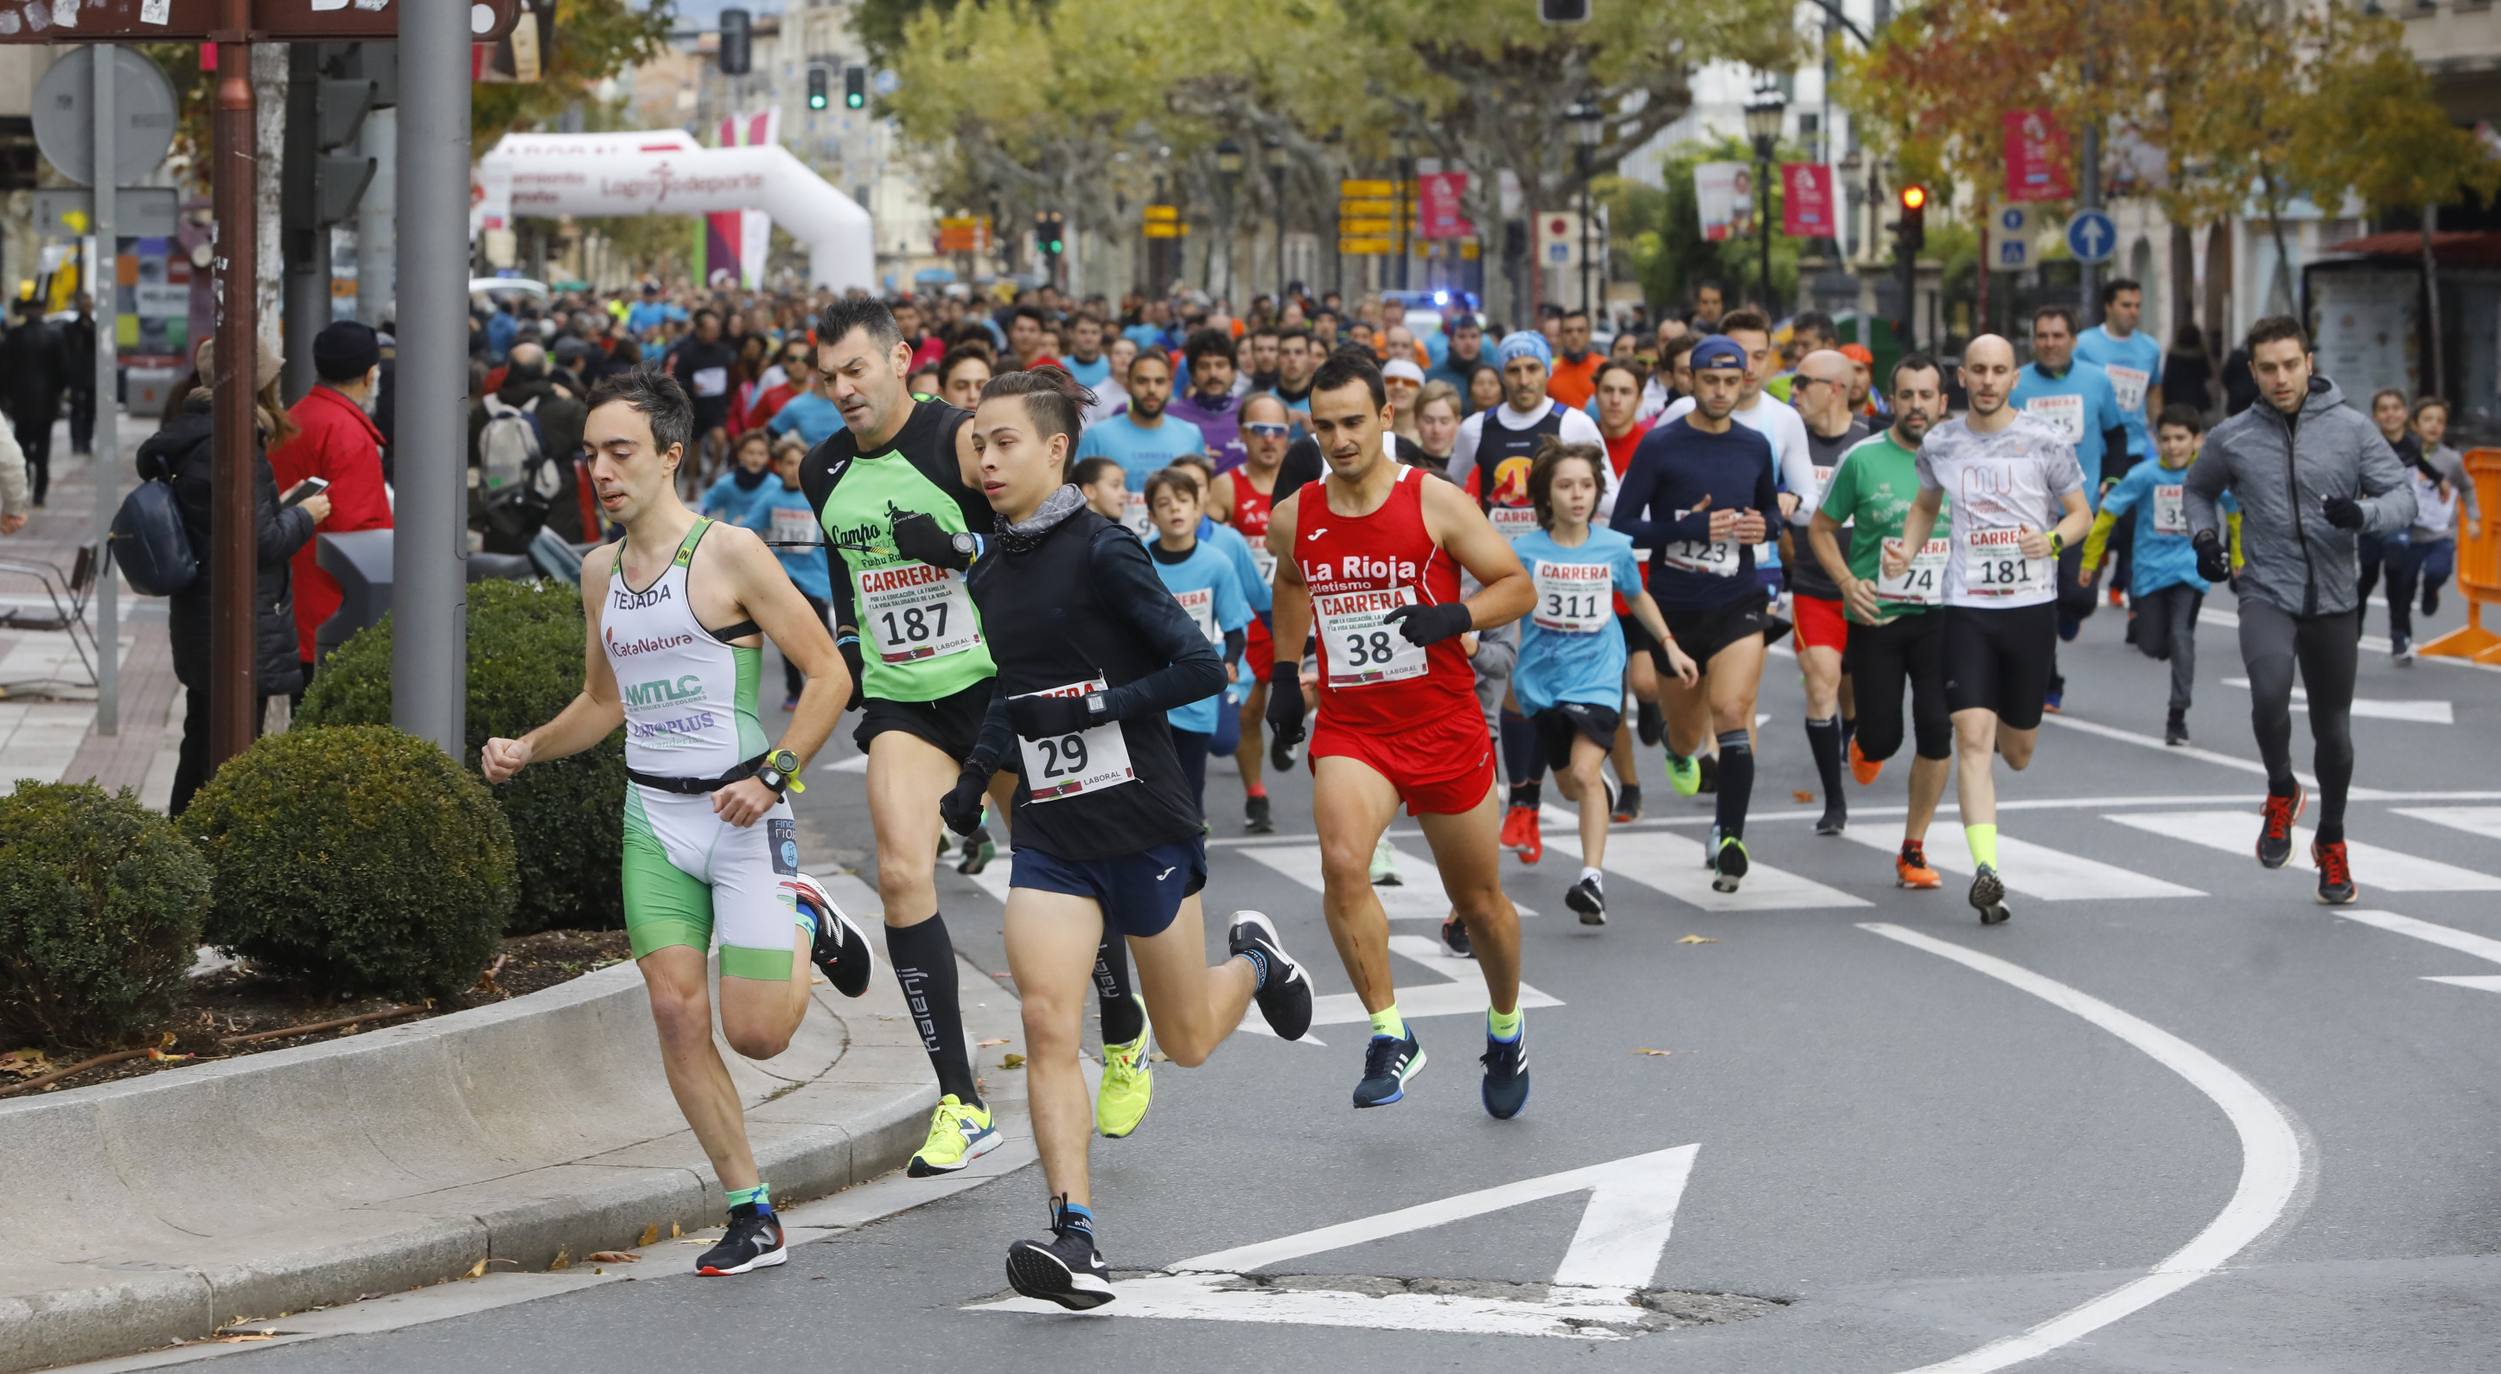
[2418,204,2444,398]
[252,45,287,359]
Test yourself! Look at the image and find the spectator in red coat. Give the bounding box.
[267,321,393,692]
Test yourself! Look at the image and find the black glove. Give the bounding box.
[1264,660,1306,769]
[2192,530,2231,583]
[892,511,972,570]
[836,633,865,712]
[2322,494,2366,530]
[1381,601,1472,647]
[1009,690,1104,738]
[938,766,988,837]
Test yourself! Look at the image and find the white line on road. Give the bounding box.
[2036,710,2329,793]
[2392,806,2501,843]
[1837,826,2202,902]
[1241,842,1540,918]
[2108,811,2501,892]
[1537,805,1871,912]
[2219,677,2454,724]
[2329,909,2501,996]
[1859,923,2304,1374]
[2200,603,2501,676]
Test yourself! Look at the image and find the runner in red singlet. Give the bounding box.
[1209,393,1291,833]
[1264,351,1536,1117]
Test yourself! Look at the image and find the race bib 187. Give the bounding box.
[859,562,982,664]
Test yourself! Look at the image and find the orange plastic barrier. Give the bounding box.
[2422,447,2501,663]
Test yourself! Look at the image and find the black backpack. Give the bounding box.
[111,472,198,596]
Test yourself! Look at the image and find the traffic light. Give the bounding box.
[718,8,751,76]
[1896,183,1927,255]
[1538,0,1592,21]
[1035,211,1065,258]
[807,66,829,110]
[844,65,867,110]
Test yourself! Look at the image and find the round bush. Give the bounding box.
[181,726,515,1002]
[0,782,209,1051]
[301,577,624,934]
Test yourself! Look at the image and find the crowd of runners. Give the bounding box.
[472,275,2442,1308]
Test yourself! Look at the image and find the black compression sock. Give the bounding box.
[1499,709,1545,793]
[886,914,982,1108]
[1806,715,1845,799]
[1713,729,1755,841]
[1095,933,1144,1043]
[1841,715,1856,752]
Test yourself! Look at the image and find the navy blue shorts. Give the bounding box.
[1010,836,1207,938]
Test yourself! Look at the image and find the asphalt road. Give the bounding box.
[91,587,2501,1373]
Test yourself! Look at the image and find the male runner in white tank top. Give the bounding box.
[483,372,875,1278]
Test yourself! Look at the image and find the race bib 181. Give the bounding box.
[1961,527,2048,597]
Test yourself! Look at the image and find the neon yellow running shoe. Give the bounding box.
[1667,752,1702,798]
[908,1094,1002,1177]
[1095,997,1155,1139]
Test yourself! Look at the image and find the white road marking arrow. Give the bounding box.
[2333,908,2501,998]
[2220,677,2453,725]
[970,1144,1701,1337]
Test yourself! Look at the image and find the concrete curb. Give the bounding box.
[0,873,995,1374]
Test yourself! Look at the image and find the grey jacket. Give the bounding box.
[2184,375,2415,617]
[2412,444,2481,541]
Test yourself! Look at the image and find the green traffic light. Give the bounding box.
[846,94,864,109]
[809,94,827,110]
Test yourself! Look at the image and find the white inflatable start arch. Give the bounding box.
[473,131,876,292]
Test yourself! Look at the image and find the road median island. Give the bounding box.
[0,938,973,1372]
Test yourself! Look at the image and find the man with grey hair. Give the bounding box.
[1786,349,1869,834]
[471,339,591,540]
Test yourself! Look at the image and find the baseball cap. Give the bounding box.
[1689,335,1748,372]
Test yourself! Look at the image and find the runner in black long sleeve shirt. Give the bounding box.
[945,369,1315,1314]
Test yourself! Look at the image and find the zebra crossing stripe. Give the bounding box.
[2107,811,2501,892]
[1837,827,2201,901]
[2391,806,2501,844]
[1242,842,1541,919]
[1538,806,1871,912]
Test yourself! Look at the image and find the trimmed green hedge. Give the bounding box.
[181,726,514,1002]
[0,783,208,1050]
[301,578,623,933]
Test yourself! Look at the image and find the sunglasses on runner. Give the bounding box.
[1244,422,1293,440]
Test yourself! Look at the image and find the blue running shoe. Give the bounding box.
[1481,1023,1529,1120]
[1353,1030,1425,1108]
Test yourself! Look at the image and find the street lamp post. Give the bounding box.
[1743,88,1787,316]
[1263,135,1289,306]
[1215,138,1245,308]
[1569,101,1602,318]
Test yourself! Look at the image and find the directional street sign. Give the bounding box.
[1990,202,2035,272]
[2066,207,2117,265]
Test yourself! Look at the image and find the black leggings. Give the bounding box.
[1849,612,1951,763]
[2237,600,2357,843]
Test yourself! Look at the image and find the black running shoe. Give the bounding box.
[1565,876,1606,925]
[795,874,874,998]
[1006,1198,1113,1310]
[1228,911,1313,1040]
[1440,914,1474,958]
[1611,783,1642,824]
[2258,784,2306,869]
[1969,864,2011,925]
[1815,800,1847,836]
[1353,1029,1425,1108]
[1637,700,1664,747]
[695,1203,786,1275]
[1697,753,1719,794]
[1244,793,1274,834]
[2165,711,2189,747]
[1480,1024,1529,1120]
[1710,835,1750,893]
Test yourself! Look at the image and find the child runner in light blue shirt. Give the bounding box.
[1141,466,1251,814]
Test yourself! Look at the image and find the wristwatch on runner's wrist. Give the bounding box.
[757,748,806,797]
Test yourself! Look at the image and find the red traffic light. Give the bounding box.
[1900,184,1928,211]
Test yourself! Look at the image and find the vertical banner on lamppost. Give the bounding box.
[1418,171,1473,240]
[2003,109,2075,203]
[1780,163,1835,237]
[1695,162,1752,242]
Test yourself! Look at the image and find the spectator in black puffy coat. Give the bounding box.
[141,335,329,815]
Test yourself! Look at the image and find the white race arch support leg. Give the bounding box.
[1858,924,2306,1374]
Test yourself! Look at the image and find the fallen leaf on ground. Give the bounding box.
[208,1331,276,1344]
[0,1048,50,1078]
[587,1251,638,1264]
[147,1046,191,1063]
[1792,790,1815,803]
[638,1222,660,1247]
[547,1248,571,1272]
[1001,1053,1026,1069]
[977,1038,1010,1047]
[1632,1048,1675,1057]
[1677,934,1719,945]
[465,1259,487,1279]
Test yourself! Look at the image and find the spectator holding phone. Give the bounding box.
[143,335,328,815]
[268,321,393,697]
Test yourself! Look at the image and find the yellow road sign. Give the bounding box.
[1340,178,1394,198]
[1339,236,1396,255]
